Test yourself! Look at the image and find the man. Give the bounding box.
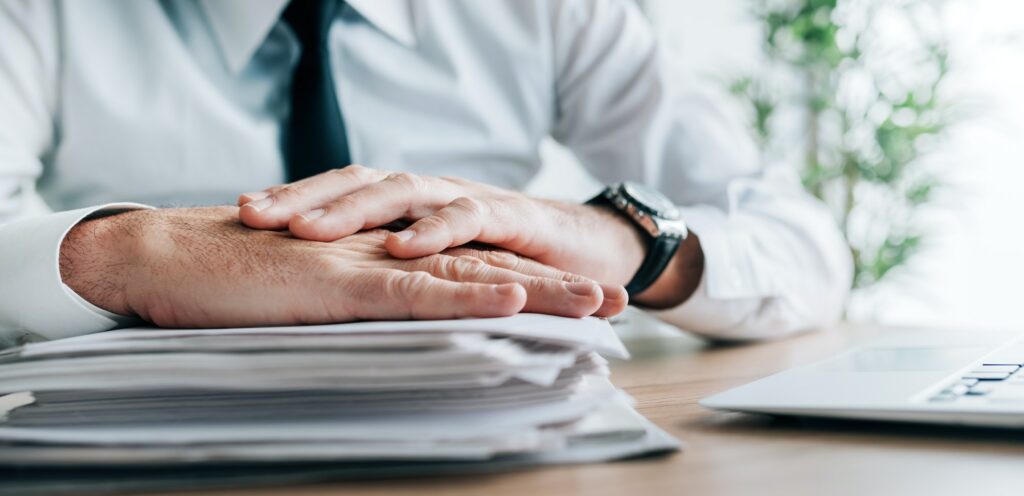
[0,0,852,345]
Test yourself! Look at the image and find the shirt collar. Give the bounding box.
[201,0,417,74]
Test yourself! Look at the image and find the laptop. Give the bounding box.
[700,328,1024,427]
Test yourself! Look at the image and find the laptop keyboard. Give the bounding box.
[929,362,1024,403]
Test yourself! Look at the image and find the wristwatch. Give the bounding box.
[586,182,688,296]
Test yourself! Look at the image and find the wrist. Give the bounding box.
[582,182,699,307]
[631,231,704,308]
[59,210,147,316]
[592,204,647,285]
[543,200,645,284]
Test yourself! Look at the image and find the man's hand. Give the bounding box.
[59,207,626,328]
[238,166,703,307]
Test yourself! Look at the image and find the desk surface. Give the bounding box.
[171,320,1024,496]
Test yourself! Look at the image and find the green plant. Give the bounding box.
[730,0,952,289]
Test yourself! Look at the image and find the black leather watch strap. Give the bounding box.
[625,234,682,296]
[587,191,685,296]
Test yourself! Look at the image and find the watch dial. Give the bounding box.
[621,182,679,219]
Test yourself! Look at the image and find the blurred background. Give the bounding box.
[528,0,1024,332]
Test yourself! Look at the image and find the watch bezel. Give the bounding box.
[619,182,681,221]
[600,183,687,240]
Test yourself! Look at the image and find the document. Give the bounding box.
[0,314,680,494]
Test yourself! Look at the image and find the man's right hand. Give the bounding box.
[58,207,626,328]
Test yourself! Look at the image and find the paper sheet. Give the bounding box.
[10,314,628,359]
[0,313,677,489]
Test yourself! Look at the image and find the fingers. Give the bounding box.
[236,186,284,206]
[385,199,629,319]
[447,248,628,318]
[239,165,385,230]
[349,269,527,320]
[384,197,492,259]
[593,287,628,318]
[414,255,605,318]
[288,172,457,242]
[489,255,628,318]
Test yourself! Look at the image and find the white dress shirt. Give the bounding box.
[0,0,853,345]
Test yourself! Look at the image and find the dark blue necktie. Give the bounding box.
[282,0,351,181]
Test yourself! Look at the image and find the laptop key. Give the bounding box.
[962,372,1011,381]
[972,365,1020,374]
[967,383,995,396]
[943,384,971,396]
[977,345,1024,366]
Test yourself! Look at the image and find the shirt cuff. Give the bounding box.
[0,203,152,344]
[649,204,771,339]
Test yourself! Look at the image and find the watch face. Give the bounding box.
[621,182,679,219]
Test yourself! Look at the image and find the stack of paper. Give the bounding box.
[0,314,678,493]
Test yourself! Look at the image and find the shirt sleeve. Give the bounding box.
[0,204,152,347]
[548,0,853,340]
[0,2,149,345]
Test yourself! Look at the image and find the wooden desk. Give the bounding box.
[173,322,1024,496]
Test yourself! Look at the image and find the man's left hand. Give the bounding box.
[238,166,701,307]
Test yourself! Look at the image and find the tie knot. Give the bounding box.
[283,0,340,46]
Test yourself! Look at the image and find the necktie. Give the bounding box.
[282,0,351,181]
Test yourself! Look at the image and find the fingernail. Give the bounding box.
[566,282,599,297]
[242,191,269,203]
[244,197,274,212]
[494,283,520,296]
[299,208,325,222]
[601,285,628,300]
[393,230,416,242]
